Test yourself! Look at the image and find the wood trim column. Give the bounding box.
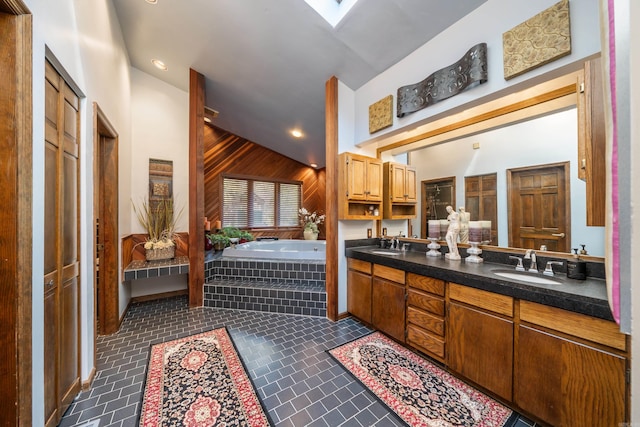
[0,2,32,425]
[188,69,205,306]
[325,76,339,321]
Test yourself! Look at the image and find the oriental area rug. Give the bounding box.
[329,332,517,427]
[139,328,271,427]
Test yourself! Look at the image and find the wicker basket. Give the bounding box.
[145,246,175,261]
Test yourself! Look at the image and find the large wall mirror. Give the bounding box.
[381,70,605,257]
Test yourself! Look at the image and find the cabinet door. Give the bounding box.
[347,269,372,323]
[347,155,368,200]
[372,277,405,342]
[390,164,406,202]
[366,159,383,201]
[448,302,513,401]
[405,166,417,202]
[515,325,626,427]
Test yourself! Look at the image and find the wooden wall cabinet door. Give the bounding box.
[371,264,406,342]
[383,162,417,219]
[515,325,626,427]
[339,153,383,219]
[447,284,514,401]
[577,56,606,226]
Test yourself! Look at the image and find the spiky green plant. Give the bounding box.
[133,197,183,247]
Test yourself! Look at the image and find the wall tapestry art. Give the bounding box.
[503,0,571,80]
[149,158,173,208]
[397,43,487,118]
[368,95,393,134]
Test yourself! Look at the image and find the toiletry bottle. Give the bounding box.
[567,248,586,280]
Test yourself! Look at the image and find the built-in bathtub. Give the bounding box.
[221,239,326,260]
[204,239,327,316]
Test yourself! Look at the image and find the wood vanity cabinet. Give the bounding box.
[406,273,446,363]
[339,152,383,219]
[515,301,628,427]
[577,56,606,226]
[371,264,406,342]
[347,258,372,323]
[383,162,417,219]
[447,283,514,401]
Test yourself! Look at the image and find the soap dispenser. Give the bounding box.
[567,248,586,280]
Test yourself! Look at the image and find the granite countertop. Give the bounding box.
[345,245,613,321]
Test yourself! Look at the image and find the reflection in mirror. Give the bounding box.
[408,107,605,256]
[422,178,455,224]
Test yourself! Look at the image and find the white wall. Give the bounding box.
[25,0,133,424]
[353,0,601,146]
[410,108,605,256]
[128,68,190,300]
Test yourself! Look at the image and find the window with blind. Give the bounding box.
[222,175,302,228]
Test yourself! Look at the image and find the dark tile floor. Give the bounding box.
[60,296,537,427]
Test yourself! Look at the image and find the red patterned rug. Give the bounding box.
[329,332,517,427]
[139,328,271,426]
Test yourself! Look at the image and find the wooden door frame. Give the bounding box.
[93,103,119,337]
[507,161,571,251]
[0,1,32,425]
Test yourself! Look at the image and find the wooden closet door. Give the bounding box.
[44,60,81,427]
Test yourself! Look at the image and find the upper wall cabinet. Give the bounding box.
[577,56,605,226]
[339,152,383,220]
[383,162,417,219]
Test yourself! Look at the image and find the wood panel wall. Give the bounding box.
[204,124,326,240]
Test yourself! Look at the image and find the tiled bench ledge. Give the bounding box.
[123,256,189,281]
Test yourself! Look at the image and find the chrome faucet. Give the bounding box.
[544,261,564,276]
[508,256,525,271]
[524,249,537,273]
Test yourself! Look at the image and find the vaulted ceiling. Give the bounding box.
[112,0,487,167]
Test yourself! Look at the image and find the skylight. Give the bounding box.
[304,0,359,28]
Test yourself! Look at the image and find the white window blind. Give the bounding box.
[279,183,301,226]
[222,176,302,228]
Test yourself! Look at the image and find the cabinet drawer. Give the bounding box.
[373,264,405,284]
[449,283,513,317]
[407,306,444,336]
[406,273,445,296]
[407,324,445,359]
[408,290,444,316]
[348,258,371,274]
[520,300,627,351]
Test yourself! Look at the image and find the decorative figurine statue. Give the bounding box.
[458,207,470,244]
[445,205,461,260]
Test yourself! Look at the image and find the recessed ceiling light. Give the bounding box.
[204,117,212,123]
[310,163,318,168]
[151,59,167,71]
[145,0,158,4]
[291,129,303,138]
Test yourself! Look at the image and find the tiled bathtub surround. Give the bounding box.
[205,257,326,288]
[204,279,327,317]
[204,257,327,317]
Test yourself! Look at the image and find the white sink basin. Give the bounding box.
[370,250,401,256]
[492,270,561,285]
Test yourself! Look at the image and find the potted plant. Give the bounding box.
[133,197,183,261]
[298,207,325,240]
[239,230,254,243]
[208,233,230,251]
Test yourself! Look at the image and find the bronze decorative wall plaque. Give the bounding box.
[503,0,571,80]
[369,95,393,134]
[397,43,487,118]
